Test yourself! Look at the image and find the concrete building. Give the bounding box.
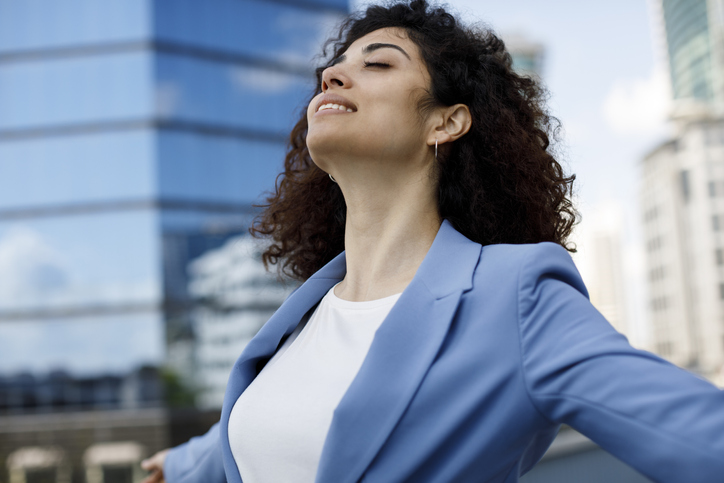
[576,205,630,339]
[641,121,724,381]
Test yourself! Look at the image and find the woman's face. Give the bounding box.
[306,27,435,176]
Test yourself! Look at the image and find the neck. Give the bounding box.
[334,167,441,302]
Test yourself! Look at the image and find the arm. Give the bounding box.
[162,422,227,483]
[517,243,724,482]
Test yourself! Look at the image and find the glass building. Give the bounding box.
[661,0,713,101]
[0,0,345,479]
[657,0,724,117]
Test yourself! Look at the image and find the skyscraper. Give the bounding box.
[504,33,545,80]
[0,0,346,478]
[640,127,724,378]
[657,0,724,118]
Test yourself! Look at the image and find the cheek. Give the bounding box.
[306,102,316,123]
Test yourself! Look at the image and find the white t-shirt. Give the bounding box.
[228,284,401,483]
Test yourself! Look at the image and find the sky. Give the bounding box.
[352,0,672,346]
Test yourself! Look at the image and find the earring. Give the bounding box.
[329,173,337,183]
[435,139,438,160]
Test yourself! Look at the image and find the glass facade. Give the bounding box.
[0,0,150,53]
[153,0,342,69]
[661,0,713,101]
[0,313,164,376]
[157,131,288,204]
[0,0,347,423]
[0,131,156,209]
[0,211,160,311]
[0,51,154,130]
[155,54,312,134]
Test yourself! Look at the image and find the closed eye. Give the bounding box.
[363,61,391,68]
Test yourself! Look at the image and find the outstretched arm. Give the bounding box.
[142,422,227,483]
[518,243,724,482]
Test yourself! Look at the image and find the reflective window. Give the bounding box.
[161,209,253,303]
[0,210,160,312]
[0,0,149,53]
[0,130,155,210]
[158,131,286,205]
[0,51,152,131]
[155,54,313,133]
[154,0,345,69]
[0,311,163,376]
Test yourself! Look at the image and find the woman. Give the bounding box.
[142,1,724,482]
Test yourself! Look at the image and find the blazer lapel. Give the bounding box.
[315,220,482,483]
[219,252,347,483]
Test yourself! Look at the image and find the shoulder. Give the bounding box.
[454,241,590,327]
[472,242,585,292]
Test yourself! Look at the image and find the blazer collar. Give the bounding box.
[218,220,482,483]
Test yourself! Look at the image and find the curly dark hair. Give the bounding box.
[251,0,577,281]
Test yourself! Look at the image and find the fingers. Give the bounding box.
[140,469,164,483]
[140,449,170,483]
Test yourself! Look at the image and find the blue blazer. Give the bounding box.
[164,220,724,482]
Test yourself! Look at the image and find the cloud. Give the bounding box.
[230,67,298,94]
[0,226,158,311]
[0,226,69,305]
[0,314,164,376]
[273,10,344,65]
[602,68,671,135]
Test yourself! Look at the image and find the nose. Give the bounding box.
[321,65,350,92]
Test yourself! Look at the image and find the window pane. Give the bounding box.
[161,209,253,304]
[0,0,149,53]
[158,131,286,205]
[0,211,160,312]
[0,52,152,131]
[0,311,163,376]
[156,54,312,133]
[679,170,690,202]
[0,130,154,210]
[154,0,344,69]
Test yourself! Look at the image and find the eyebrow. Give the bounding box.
[332,42,411,65]
[363,42,411,59]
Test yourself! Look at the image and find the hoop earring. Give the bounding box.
[435,139,438,160]
[329,173,337,183]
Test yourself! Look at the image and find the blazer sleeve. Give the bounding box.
[517,243,724,482]
[163,422,226,483]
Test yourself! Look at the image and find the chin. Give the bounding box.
[307,131,351,164]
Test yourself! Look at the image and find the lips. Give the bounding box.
[315,93,357,114]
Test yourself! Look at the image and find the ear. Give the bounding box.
[427,104,472,147]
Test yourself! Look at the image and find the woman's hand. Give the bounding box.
[141,448,170,483]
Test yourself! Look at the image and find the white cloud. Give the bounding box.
[230,67,297,94]
[602,68,671,135]
[273,10,344,65]
[0,226,158,311]
[0,226,69,304]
